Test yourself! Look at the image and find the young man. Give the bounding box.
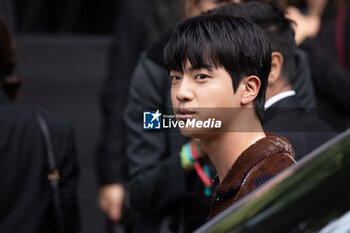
[164,15,296,218]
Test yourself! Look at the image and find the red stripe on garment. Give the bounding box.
[190,142,212,187]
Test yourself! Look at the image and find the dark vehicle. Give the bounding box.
[196,130,350,233]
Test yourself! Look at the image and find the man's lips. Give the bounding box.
[176,108,196,120]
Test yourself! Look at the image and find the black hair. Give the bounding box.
[207,2,296,81]
[164,14,271,122]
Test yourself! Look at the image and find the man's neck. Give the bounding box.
[199,119,265,182]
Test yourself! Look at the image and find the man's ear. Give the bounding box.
[241,75,261,105]
[268,51,283,86]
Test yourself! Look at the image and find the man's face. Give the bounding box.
[184,0,241,18]
[170,60,244,136]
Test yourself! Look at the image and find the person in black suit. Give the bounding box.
[232,2,336,160]
[210,2,336,160]
[263,93,334,160]
[96,2,181,232]
[0,14,80,233]
[255,4,336,160]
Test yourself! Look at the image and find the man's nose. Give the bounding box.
[176,78,194,103]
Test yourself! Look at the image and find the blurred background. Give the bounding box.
[1,0,349,232]
[0,0,180,232]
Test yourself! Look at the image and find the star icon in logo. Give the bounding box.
[151,110,161,122]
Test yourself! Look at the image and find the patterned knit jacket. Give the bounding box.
[209,133,295,219]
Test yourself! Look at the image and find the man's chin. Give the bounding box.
[179,129,197,138]
[178,128,207,138]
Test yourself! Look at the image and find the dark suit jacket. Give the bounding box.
[263,95,336,160]
[0,91,80,233]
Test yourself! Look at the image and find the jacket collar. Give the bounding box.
[265,90,296,110]
[263,95,304,125]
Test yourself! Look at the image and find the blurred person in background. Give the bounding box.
[286,0,350,131]
[256,0,350,130]
[0,14,80,233]
[95,0,181,232]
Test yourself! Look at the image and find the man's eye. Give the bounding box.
[170,75,181,81]
[195,74,208,80]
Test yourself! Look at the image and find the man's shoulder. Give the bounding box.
[264,95,333,132]
[247,133,295,161]
[235,136,295,200]
[250,147,295,178]
[225,133,295,194]
[249,134,296,172]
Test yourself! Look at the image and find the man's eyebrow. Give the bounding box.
[188,65,213,73]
